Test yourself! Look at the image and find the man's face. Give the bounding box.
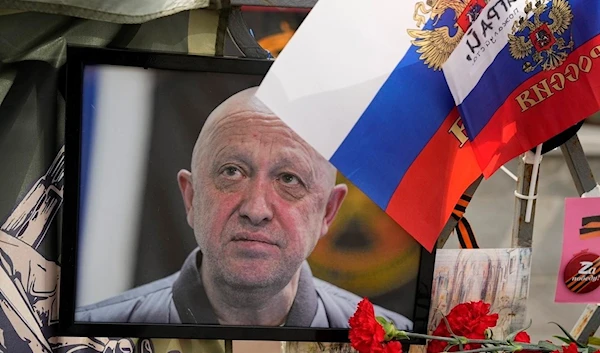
[180,112,346,290]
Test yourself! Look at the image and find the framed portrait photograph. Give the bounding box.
[59,46,436,343]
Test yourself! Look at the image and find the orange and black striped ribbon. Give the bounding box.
[580,215,600,240]
[565,256,600,293]
[451,193,479,249]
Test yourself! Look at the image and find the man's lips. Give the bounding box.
[231,233,279,246]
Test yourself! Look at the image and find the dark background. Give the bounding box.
[132,69,264,287]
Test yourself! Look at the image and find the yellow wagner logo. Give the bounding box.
[508,0,574,73]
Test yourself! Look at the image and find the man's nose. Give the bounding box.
[238,179,274,226]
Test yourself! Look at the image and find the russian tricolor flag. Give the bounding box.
[444,0,600,177]
[256,0,482,251]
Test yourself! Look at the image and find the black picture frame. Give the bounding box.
[59,45,437,344]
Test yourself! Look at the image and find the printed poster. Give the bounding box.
[555,197,600,303]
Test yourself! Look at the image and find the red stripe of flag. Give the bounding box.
[386,108,482,252]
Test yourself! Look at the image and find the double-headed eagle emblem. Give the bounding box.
[508,0,574,72]
[409,0,488,71]
[408,0,575,73]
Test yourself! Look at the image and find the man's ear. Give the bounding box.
[320,184,348,238]
[177,169,194,228]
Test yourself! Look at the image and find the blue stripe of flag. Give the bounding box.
[330,45,456,208]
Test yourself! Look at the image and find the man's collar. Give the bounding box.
[285,261,319,326]
[172,249,218,324]
[171,248,318,327]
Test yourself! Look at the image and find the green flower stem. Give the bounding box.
[398,332,458,343]
[396,332,556,352]
[439,346,514,353]
[518,344,556,352]
[451,339,508,345]
[399,332,505,345]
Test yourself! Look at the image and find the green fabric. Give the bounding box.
[0,5,222,218]
[0,0,210,23]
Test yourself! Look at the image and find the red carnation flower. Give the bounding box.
[349,298,402,353]
[513,331,538,353]
[426,301,498,353]
[554,343,579,353]
[514,332,530,343]
[383,341,402,353]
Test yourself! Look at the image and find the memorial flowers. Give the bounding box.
[349,298,599,353]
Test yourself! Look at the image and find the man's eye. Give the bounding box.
[279,173,300,185]
[221,166,243,179]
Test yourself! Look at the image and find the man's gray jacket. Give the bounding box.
[75,248,413,329]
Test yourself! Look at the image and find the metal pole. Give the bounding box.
[570,305,600,345]
[510,156,540,248]
[560,135,598,195]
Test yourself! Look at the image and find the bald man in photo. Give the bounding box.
[75,88,412,329]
